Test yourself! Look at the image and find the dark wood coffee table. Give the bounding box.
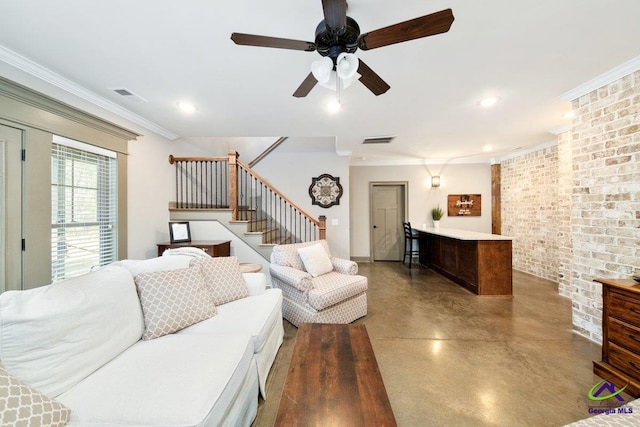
[275,323,397,426]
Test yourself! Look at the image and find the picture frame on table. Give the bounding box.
[169,221,191,243]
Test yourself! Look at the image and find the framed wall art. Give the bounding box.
[447,194,481,216]
[309,174,343,208]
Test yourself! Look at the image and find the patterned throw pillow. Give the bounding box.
[134,267,217,340]
[0,365,71,427]
[191,256,248,305]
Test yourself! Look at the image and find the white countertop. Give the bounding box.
[413,227,513,241]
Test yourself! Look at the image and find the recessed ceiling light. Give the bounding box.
[326,100,341,113]
[483,145,493,152]
[479,96,500,108]
[564,111,575,119]
[177,101,196,113]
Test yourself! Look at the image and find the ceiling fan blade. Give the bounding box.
[322,0,347,33]
[293,73,318,98]
[231,33,316,51]
[357,60,390,96]
[358,8,454,51]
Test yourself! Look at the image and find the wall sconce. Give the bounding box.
[431,176,441,188]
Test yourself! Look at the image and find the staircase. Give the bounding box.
[168,151,326,260]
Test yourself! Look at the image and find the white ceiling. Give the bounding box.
[1,0,640,164]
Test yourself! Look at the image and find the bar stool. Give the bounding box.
[402,222,420,268]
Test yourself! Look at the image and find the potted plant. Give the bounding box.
[431,205,444,228]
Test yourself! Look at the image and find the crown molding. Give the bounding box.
[350,157,492,166]
[559,55,640,101]
[549,124,571,136]
[498,139,558,162]
[351,139,564,166]
[1,76,139,145]
[0,44,179,140]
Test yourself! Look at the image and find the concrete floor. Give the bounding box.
[253,262,626,427]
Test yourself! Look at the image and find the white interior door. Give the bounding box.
[0,124,23,292]
[371,184,404,261]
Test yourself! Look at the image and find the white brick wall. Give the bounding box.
[557,132,573,298]
[501,70,639,343]
[502,146,559,282]
[569,70,640,343]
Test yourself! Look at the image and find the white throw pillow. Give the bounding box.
[297,244,334,277]
[116,255,193,277]
[134,267,217,340]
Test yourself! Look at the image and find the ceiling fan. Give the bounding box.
[231,0,454,97]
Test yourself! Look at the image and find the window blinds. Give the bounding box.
[51,136,117,280]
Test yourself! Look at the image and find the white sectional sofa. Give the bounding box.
[0,254,284,427]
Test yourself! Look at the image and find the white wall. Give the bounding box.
[128,138,352,260]
[126,132,176,259]
[253,152,351,259]
[349,163,492,258]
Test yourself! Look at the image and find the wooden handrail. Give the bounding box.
[248,137,288,168]
[169,155,228,164]
[236,159,321,227]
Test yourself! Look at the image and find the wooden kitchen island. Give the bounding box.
[414,227,513,296]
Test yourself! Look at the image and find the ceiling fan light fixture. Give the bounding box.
[343,73,360,88]
[318,71,360,90]
[336,53,359,79]
[231,7,454,98]
[311,56,333,83]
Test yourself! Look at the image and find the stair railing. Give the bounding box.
[169,151,326,243]
[168,155,229,209]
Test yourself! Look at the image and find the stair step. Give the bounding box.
[246,219,268,231]
[236,207,258,221]
[242,224,291,245]
[262,227,284,243]
[261,235,292,246]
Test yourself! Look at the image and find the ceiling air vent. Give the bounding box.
[110,88,147,102]
[362,136,395,144]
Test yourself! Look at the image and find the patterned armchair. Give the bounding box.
[269,240,367,327]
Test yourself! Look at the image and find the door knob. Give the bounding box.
[373,225,378,228]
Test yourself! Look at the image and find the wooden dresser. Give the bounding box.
[593,278,640,397]
[156,240,231,257]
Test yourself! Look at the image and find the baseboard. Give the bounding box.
[351,256,371,263]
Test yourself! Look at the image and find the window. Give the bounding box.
[51,136,117,280]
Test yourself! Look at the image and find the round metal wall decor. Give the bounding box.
[309,174,343,208]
